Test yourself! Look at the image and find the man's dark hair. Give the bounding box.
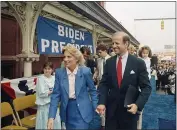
[80,46,91,55]
[96,44,107,52]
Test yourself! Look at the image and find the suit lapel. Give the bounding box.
[99,58,103,77]
[75,67,83,97]
[112,55,119,88]
[121,54,132,87]
[62,68,69,95]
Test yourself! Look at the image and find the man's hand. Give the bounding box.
[47,118,54,130]
[93,73,98,81]
[127,104,138,114]
[96,105,106,115]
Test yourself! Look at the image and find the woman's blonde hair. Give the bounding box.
[62,45,85,66]
[128,44,135,51]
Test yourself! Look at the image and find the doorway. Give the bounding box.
[1,61,16,79]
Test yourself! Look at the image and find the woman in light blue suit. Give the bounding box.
[47,45,98,129]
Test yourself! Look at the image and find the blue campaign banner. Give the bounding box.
[36,16,94,54]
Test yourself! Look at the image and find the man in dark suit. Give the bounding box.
[96,31,152,130]
[80,46,97,75]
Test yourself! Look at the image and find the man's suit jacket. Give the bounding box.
[48,66,98,123]
[86,58,97,75]
[98,54,152,119]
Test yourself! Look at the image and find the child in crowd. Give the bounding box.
[138,45,152,79]
[35,62,61,129]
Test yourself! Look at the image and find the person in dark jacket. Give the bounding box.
[80,46,97,76]
[96,31,152,130]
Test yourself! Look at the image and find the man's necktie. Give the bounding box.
[117,56,122,88]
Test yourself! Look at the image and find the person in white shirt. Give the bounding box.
[137,45,152,130]
[138,45,152,80]
[94,44,111,84]
[35,62,61,129]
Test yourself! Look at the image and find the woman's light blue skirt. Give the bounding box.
[35,103,61,129]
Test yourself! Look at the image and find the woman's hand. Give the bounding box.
[47,118,54,130]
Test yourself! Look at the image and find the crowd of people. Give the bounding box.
[155,61,176,95]
[34,31,175,130]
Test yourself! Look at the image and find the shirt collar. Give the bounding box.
[66,66,78,75]
[118,51,128,59]
[104,54,110,60]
